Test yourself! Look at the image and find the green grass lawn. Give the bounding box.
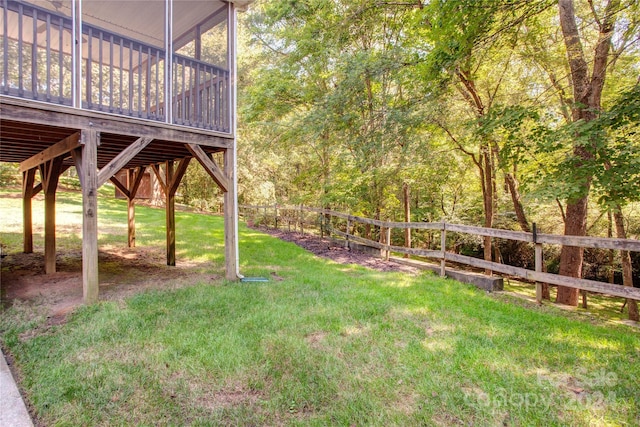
[1,189,639,426]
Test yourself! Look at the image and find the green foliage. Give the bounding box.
[0,163,20,186]
[179,162,223,211]
[236,0,640,245]
[531,85,640,207]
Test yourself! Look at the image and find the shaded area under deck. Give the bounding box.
[0,96,238,303]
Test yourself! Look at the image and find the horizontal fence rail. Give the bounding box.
[239,204,640,302]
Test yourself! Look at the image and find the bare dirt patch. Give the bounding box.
[1,245,218,322]
[305,331,329,350]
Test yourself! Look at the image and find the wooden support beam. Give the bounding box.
[40,157,63,274]
[32,182,43,196]
[124,166,147,248]
[165,161,175,266]
[22,168,36,253]
[112,166,146,248]
[19,132,81,173]
[223,148,238,280]
[71,147,84,188]
[97,137,153,188]
[127,169,138,248]
[168,157,191,195]
[109,175,131,198]
[129,166,146,198]
[163,158,191,266]
[150,163,167,194]
[1,98,233,148]
[128,196,136,248]
[80,129,100,304]
[186,144,229,192]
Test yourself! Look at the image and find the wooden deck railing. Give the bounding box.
[1,0,230,132]
[239,204,640,303]
[173,54,230,131]
[1,0,73,105]
[83,23,166,121]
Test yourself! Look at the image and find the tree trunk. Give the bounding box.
[482,147,494,275]
[505,172,530,232]
[612,206,639,322]
[556,0,618,306]
[556,195,589,305]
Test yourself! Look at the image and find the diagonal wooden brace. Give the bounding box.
[19,132,81,173]
[97,137,153,188]
[186,144,228,192]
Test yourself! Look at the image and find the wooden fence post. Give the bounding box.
[440,222,446,277]
[385,226,391,261]
[534,223,543,304]
[299,204,304,234]
[403,182,411,258]
[274,204,279,229]
[345,217,351,249]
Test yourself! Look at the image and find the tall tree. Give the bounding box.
[555,0,621,305]
[415,0,552,268]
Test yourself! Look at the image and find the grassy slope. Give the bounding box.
[1,190,639,426]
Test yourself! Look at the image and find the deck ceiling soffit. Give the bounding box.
[25,1,230,50]
[86,1,231,51]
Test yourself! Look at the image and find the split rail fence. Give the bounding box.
[239,204,640,304]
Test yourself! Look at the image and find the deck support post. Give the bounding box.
[22,168,37,253]
[40,157,63,274]
[223,147,238,280]
[153,159,190,266]
[80,129,100,303]
[121,168,142,248]
[127,168,137,248]
[165,160,176,266]
[111,166,146,248]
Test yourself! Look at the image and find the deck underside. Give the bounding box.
[0,96,238,304]
[0,97,231,168]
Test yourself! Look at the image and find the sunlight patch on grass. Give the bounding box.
[421,339,454,353]
[379,275,416,288]
[341,323,370,336]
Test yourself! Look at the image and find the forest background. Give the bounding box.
[234,0,640,309]
[1,0,638,309]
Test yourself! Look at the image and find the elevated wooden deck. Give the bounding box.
[0,95,238,303]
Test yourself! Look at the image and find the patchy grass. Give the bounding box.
[1,190,639,426]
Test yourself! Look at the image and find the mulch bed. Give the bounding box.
[251,226,419,274]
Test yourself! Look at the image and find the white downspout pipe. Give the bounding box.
[231,4,241,278]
